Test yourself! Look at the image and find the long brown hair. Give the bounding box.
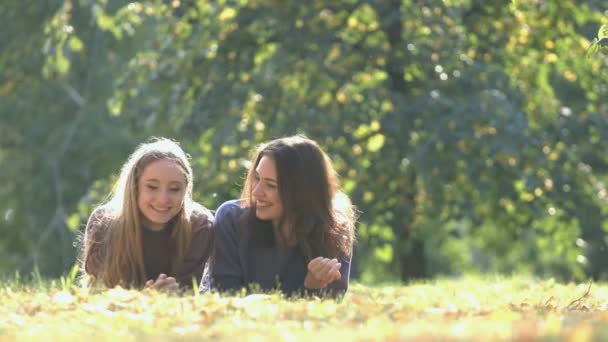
[83,137,195,288]
[241,135,356,261]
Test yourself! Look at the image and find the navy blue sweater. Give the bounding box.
[207,200,351,297]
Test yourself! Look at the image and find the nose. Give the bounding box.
[252,182,263,198]
[158,190,171,205]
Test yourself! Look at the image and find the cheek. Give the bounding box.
[273,201,284,217]
[271,191,282,207]
[137,188,148,203]
[136,195,148,213]
[172,191,186,204]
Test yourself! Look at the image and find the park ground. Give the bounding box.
[1,276,607,341]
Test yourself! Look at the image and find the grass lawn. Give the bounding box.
[1,276,607,341]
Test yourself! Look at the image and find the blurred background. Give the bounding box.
[1,0,607,283]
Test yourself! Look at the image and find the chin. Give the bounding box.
[255,213,267,221]
[255,210,272,222]
[148,214,172,225]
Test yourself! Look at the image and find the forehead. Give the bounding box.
[140,159,186,183]
[256,155,277,178]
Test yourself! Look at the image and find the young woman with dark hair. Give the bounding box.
[208,135,356,297]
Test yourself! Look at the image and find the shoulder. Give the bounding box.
[190,202,214,234]
[215,199,245,221]
[89,205,109,220]
[85,205,112,233]
[214,199,250,240]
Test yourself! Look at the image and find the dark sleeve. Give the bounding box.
[208,200,246,293]
[324,254,351,297]
[83,207,108,278]
[177,204,215,288]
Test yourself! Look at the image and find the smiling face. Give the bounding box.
[252,155,284,227]
[137,159,187,231]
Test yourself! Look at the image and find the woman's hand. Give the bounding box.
[145,273,179,294]
[304,257,341,289]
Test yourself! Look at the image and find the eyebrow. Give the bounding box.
[143,179,185,186]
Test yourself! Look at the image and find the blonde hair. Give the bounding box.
[84,137,194,288]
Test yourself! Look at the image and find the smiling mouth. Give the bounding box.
[151,206,171,213]
[256,202,271,209]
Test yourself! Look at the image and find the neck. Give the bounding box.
[273,221,297,247]
[141,217,167,232]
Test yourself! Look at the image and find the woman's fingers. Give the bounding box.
[328,262,342,281]
[161,280,179,293]
[320,260,341,284]
[307,257,323,272]
[144,274,178,293]
[308,258,341,285]
[318,259,336,280]
[308,258,328,278]
[305,257,343,289]
[156,277,176,288]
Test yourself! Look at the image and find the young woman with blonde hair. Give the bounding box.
[209,135,356,297]
[83,138,214,291]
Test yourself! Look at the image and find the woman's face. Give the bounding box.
[252,155,283,227]
[137,159,187,231]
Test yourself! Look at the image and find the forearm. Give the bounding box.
[178,234,214,288]
[210,201,247,294]
[209,257,246,293]
[212,275,245,293]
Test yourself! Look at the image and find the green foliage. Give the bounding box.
[587,24,608,57]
